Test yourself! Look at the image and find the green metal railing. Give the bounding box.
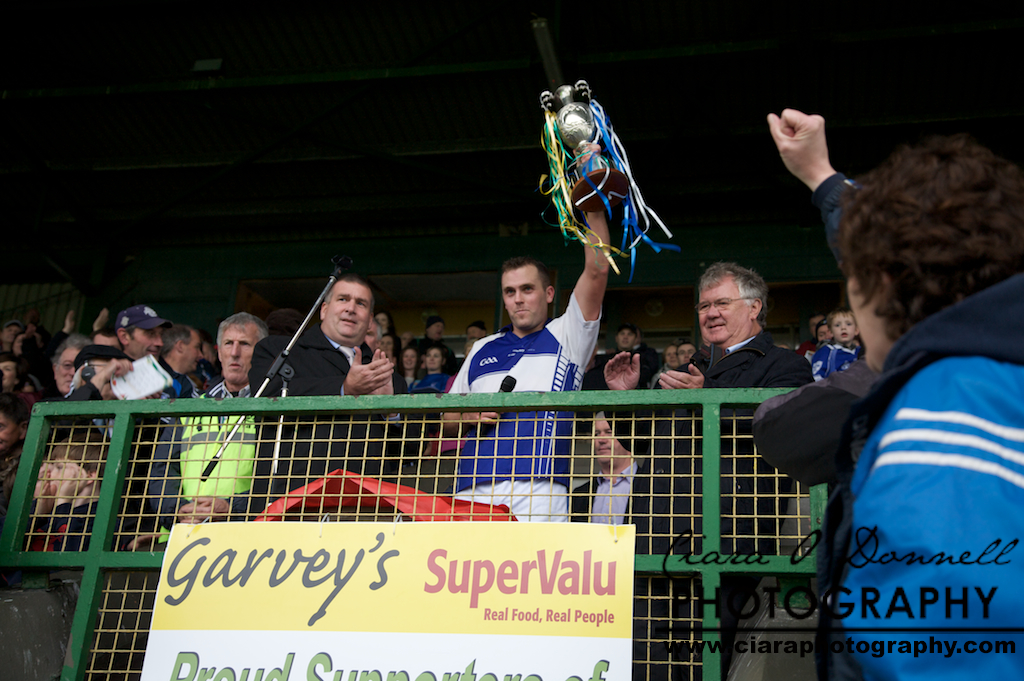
[0,389,826,681]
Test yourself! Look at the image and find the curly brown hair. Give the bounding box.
[839,134,1024,340]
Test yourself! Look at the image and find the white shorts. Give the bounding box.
[456,480,569,522]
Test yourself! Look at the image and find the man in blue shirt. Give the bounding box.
[444,209,612,521]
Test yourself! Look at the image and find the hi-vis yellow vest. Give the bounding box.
[178,395,256,501]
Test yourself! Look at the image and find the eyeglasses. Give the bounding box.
[56,361,76,371]
[695,297,754,315]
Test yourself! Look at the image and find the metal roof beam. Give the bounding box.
[5,18,1022,100]
[0,58,532,100]
[192,100,534,202]
[108,1,517,242]
[11,104,1024,176]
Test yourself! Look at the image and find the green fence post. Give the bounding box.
[61,411,136,681]
[701,401,723,678]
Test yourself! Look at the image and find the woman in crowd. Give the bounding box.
[411,344,450,393]
[0,352,42,408]
[380,333,400,367]
[769,110,1024,679]
[374,311,396,337]
[399,345,422,390]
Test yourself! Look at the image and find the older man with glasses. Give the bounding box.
[46,334,91,399]
[661,262,812,389]
[603,261,812,677]
[608,262,811,391]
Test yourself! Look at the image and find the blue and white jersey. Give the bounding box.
[811,343,859,381]
[843,356,1024,679]
[452,293,599,492]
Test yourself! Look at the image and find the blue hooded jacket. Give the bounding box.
[817,273,1024,680]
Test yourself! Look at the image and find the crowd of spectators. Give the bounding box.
[6,105,1022,681]
[0,300,500,531]
[0,259,857,561]
[0,300,855,414]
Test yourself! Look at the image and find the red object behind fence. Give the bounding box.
[254,469,516,522]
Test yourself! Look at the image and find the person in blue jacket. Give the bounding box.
[410,344,450,393]
[770,109,1024,679]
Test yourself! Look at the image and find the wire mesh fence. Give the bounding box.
[1,390,825,681]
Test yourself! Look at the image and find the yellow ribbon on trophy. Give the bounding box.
[539,111,623,275]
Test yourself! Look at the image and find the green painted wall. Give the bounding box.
[84,221,839,335]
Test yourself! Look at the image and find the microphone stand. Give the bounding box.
[200,256,353,481]
[270,364,293,475]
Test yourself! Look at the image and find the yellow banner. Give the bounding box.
[152,521,634,638]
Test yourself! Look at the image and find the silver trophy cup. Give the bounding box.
[542,81,628,212]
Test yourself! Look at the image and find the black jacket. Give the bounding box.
[693,331,813,389]
[753,359,879,486]
[250,326,406,399]
[569,458,696,678]
[652,331,813,555]
[246,327,410,518]
[568,457,691,557]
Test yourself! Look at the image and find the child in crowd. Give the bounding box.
[1,436,112,585]
[811,308,860,381]
[30,438,106,552]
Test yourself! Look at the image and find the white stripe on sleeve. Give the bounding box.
[873,450,1024,490]
[879,429,1024,467]
[894,408,1024,442]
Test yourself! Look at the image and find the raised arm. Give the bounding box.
[574,207,612,322]
[767,109,836,191]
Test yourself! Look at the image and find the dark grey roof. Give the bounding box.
[4,1,1024,289]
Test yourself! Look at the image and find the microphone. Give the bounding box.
[481,376,516,431]
[332,255,353,272]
